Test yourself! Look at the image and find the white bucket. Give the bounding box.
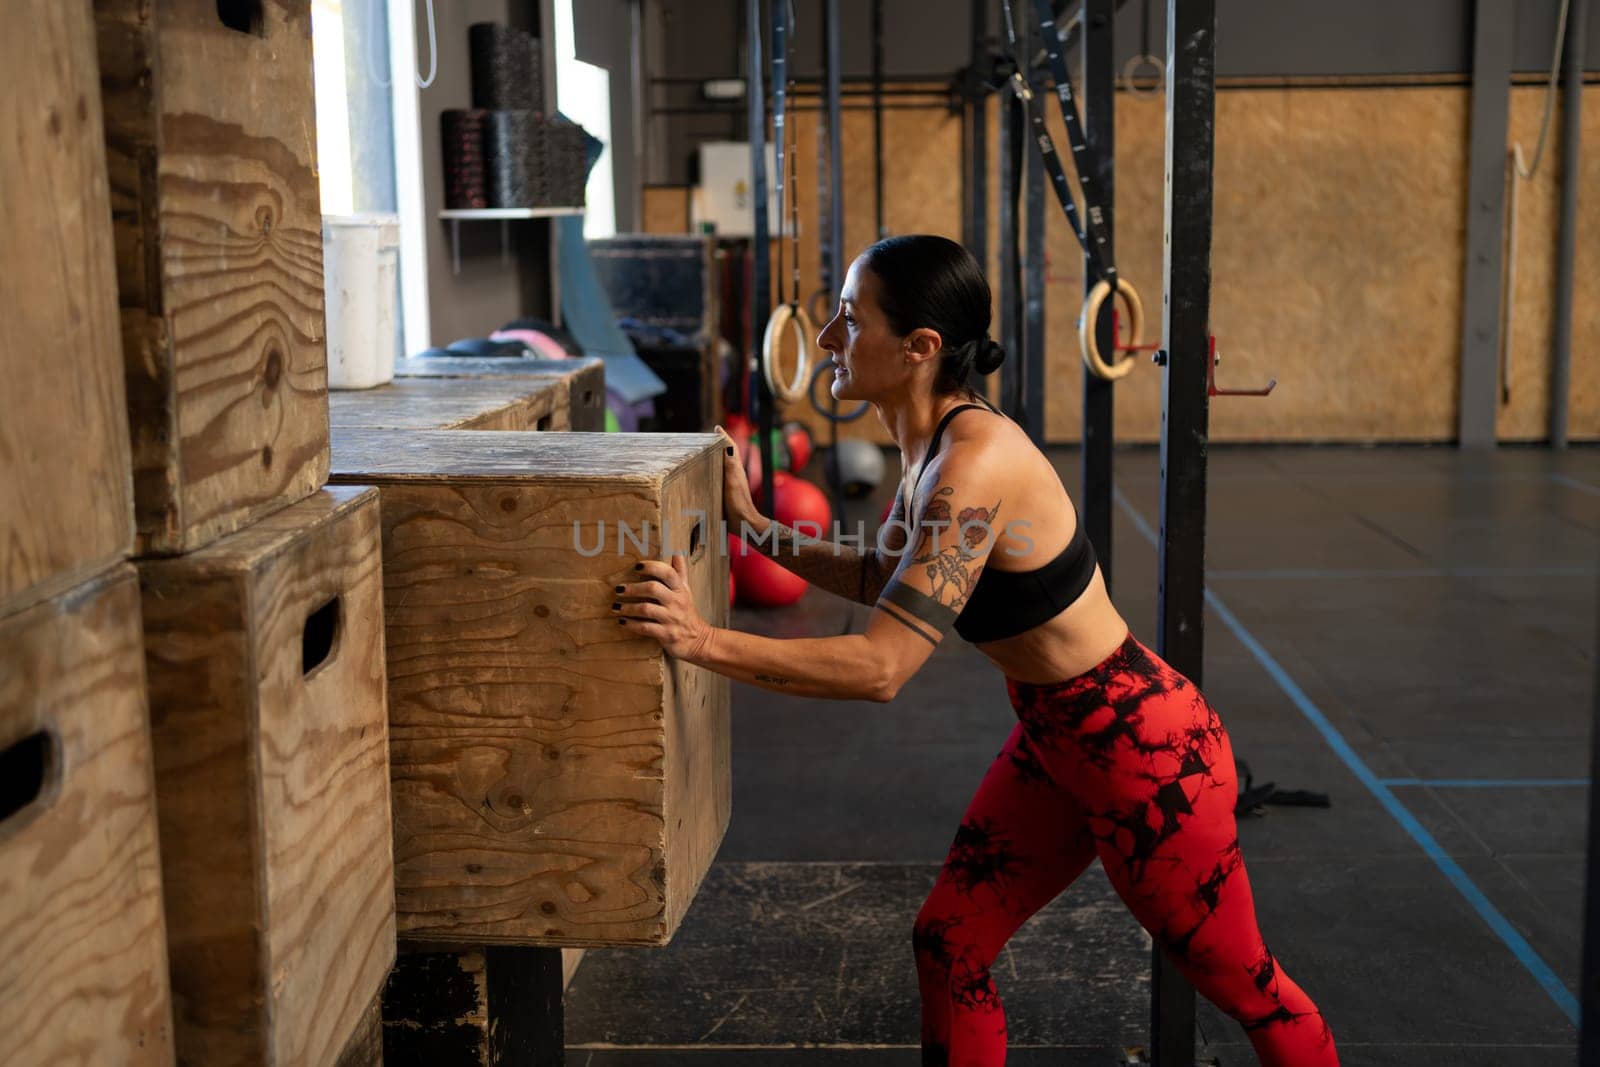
[322,214,401,390]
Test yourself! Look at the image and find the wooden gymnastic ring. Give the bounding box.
[762,302,813,404]
[1079,277,1143,382]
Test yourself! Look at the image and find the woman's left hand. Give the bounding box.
[614,556,712,661]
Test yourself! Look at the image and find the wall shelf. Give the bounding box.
[438,207,585,220]
[438,207,586,275]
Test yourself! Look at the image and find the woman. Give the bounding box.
[614,235,1337,1067]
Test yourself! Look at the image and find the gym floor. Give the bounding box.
[564,444,1599,1066]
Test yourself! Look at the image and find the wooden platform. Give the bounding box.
[139,487,394,1064]
[1,0,134,615]
[0,565,174,1065]
[329,430,731,947]
[96,0,329,554]
[392,355,606,432]
[329,376,568,432]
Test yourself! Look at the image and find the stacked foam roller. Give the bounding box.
[440,22,586,210]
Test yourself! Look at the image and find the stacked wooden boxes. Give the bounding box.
[329,430,732,948]
[329,376,570,432]
[91,0,396,1062]
[1,10,173,1063]
[392,354,608,431]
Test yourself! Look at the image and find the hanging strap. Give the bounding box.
[1000,0,1118,291]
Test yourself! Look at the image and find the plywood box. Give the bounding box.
[1,0,135,615]
[0,564,174,1065]
[139,487,395,1065]
[393,355,607,431]
[329,430,731,946]
[329,377,568,432]
[97,0,329,555]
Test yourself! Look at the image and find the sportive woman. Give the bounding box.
[613,235,1338,1066]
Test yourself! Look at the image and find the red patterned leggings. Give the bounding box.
[914,635,1338,1066]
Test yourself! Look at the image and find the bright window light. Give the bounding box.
[311,0,354,216]
[553,1,615,239]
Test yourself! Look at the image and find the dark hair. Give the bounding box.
[860,234,1005,394]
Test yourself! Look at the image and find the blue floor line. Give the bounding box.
[1208,566,1599,581]
[1110,489,1581,1025]
[1551,474,1600,499]
[1381,778,1590,788]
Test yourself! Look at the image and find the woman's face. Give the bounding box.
[816,257,905,402]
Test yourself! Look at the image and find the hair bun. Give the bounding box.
[974,338,1005,376]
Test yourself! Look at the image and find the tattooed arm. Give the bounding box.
[642,450,1001,700]
[737,489,906,607]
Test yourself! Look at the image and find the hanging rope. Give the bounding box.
[762,0,813,405]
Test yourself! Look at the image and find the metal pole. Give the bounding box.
[998,84,1021,416]
[1458,0,1515,449]
[1550,0,1586,449]
[1152,0,1212,1059]
[748,0,775,519]
[825,0,844,294]
[969,0,990,269]
[1022,22,1046,447]
[1582,539,1600,1064]
[872,0,886,238]
[1081,0,1115,590]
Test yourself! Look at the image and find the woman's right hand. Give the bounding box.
[714,425,763,534]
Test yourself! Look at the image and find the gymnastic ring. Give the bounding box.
[1121,53,1164,99]
[1079,276,1144,382]
[808,360,872,423]
[762,301,814,405]
[807,287,833,328]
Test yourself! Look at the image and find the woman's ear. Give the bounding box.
[904,327,943,366]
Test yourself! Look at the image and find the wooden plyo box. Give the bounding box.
[328,430,731,946]
[0,565,175,1065]
[139,487,395,1065]
[329,377,568,432]
[1,0,135,614]
[392,355,607,432]
[97,0,329,555]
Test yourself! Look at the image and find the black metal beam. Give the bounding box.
[1022,29,1046,446]
[1152,0,1213,1059]
[998,83,1022,417]
[825,0,844,293]
[968,0,990,269]
[872,0,886,237]
[1458,0,1515,449]
[1551,0,1587,449]
[1583,541,1600,1063]
[748,0,775,518]
[1081,0,1115,591]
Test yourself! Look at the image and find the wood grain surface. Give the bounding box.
[329,432,730,946]
[1,0,135,615]
[0,565,175,1065]
[97,0,329,554]
[139,487,394,1065]
[392,355,607,432]
[329,377,567,432]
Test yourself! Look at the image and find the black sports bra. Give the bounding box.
[899,399,1099,644]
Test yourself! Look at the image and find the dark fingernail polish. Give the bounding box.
[726,446,734,455]
[634,563,643,570]
[617,618,627,625]
[611,602,620,611]
[614,585,624,593]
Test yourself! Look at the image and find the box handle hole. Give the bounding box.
[216,0,264,35]
[303,596,341,675]
[0,731,59,832]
